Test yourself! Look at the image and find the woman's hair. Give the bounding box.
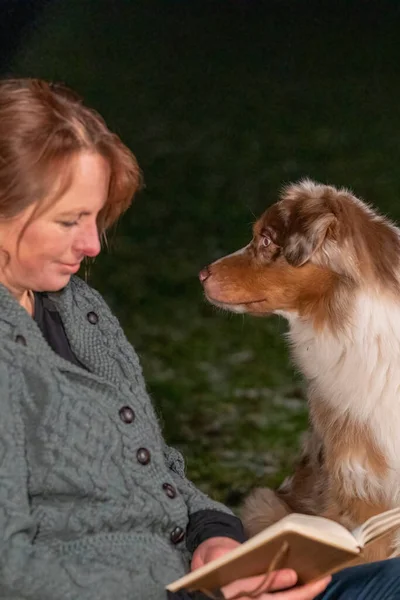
[0,78,141,234]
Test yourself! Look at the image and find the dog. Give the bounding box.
[199,179,400,562]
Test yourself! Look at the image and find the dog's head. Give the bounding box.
[200,180,400,326]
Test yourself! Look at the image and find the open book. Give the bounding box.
[167,508,400,595]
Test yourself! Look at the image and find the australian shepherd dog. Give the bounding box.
[199,179,400,562]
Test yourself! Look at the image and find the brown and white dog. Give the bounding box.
[199,179,400,562]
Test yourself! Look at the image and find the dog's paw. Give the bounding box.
[241,487,292,538]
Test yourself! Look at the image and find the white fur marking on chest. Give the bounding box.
[284,293,400,501]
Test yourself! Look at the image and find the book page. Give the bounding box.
[352,507,400,547]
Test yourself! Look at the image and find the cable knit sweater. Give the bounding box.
[0,277,233,600]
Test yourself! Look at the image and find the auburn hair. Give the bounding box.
[0,78,141,233]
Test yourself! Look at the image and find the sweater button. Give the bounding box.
[119,406,135,424]
[15,334,27,346]
[170,526,185,544]
[87,311,99,324]
[162,483,177,499]
[137,448,151,465]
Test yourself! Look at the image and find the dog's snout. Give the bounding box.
[199,266,211,283]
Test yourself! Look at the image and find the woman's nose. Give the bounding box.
[75,225,101,258]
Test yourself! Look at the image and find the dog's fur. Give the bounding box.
[200,179,400,562]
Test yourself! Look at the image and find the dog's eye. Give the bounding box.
[261,235,271,248]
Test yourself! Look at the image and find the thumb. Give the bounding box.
[267,569,298,591]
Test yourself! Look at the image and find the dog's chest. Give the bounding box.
[288,312,400,503]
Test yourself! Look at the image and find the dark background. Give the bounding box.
[2,0,400,507]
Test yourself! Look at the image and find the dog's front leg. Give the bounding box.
[241,430,325,537]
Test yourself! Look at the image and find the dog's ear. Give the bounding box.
[283,212,336,267]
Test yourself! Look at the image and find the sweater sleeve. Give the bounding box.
[0,362,139,600]
[163,443,233,518]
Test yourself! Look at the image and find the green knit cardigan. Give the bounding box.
[0,277,231,600]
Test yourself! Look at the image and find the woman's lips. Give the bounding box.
[60,263,81,273]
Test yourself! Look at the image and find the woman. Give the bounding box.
[0,77,397,600]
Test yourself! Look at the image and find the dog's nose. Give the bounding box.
[199,266,210,283]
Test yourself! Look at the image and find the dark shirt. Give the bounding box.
[34,292,87,369]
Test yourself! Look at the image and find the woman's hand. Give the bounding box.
[191,537,331,600]
[221,571,331,600]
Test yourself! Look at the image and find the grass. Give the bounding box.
[8,0,400,507]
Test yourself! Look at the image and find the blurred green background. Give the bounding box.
[5,0,400,507]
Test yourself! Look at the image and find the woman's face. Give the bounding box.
[0,152,110,295]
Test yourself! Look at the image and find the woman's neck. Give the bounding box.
[0,268,35,315]
[19,289,35,316]
[0,278,35,315]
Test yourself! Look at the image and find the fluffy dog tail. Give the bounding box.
[241,487,292,538]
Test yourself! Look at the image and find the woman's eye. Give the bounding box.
[59,221,78,228]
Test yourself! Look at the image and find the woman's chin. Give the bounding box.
[36,274,75,292]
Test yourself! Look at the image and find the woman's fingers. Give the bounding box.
[222,569,297,594]
[266,569,298,590]
[221,571,295,598]
[272,576,332,600]
[221,572,331,600]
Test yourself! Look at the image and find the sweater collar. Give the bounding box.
[0,277,136,392]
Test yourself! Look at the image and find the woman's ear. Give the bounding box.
[283,212,336,267]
